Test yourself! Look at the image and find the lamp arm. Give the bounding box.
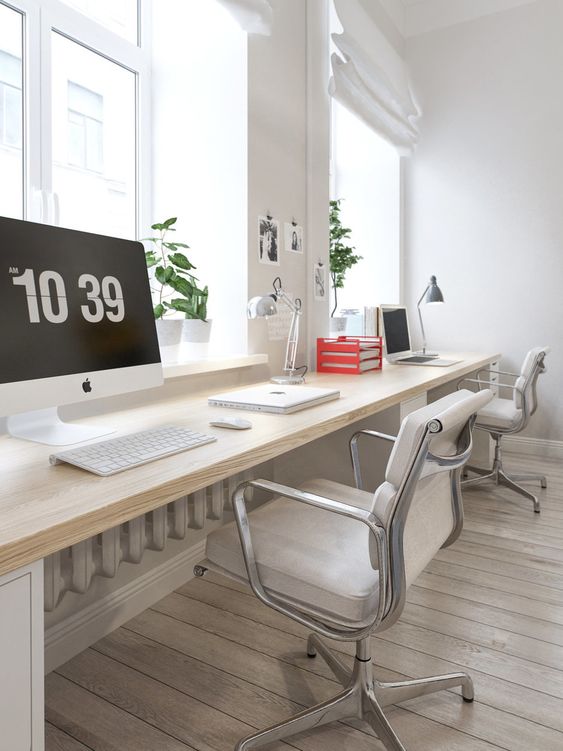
[276,287,302,315]
[284,307,300,374]
[417,285,430,308]
[273,282,302,374]
[417,284,430,355]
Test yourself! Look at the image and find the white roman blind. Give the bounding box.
[216,0,273,35]
[330,0,420,154]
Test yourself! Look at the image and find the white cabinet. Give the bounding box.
[0,561,44,751]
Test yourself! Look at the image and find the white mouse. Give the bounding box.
[209,416,253,430]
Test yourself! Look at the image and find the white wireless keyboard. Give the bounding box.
[49,426,217,476]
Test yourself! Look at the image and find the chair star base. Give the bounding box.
[235,635,474,751]
[462,434,544,513]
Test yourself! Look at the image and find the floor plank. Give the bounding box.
[45,723,93,751]
[46,672,193,751]
[46,452,563,751]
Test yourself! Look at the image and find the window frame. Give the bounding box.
[0,0,151,237]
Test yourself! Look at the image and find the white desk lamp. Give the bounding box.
[248,276,305,385]
[415,274,444,356]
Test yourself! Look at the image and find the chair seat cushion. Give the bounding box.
[476,396,521,430]
[205,478,380,628]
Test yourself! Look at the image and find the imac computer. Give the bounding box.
[0,216,163,445]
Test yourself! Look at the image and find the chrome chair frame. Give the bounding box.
[458,351,548,513]
[196,414,477,751]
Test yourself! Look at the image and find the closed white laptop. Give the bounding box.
[208,384,340,414]
[380,305,460,367]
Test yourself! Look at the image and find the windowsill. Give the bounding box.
[163,353,268,380]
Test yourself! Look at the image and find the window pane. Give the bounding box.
[59,0,138,44]
[68,81,103,120]
[0,4,23,219]
[52,33,136,239]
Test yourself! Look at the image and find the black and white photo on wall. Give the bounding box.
[284,222,303,254]
[258,215,280,265]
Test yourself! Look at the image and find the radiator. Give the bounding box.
[44,470,254,612]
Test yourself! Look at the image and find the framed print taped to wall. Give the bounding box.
[258,216,280,265]
[284,222,303,253]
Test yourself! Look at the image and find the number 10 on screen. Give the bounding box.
[10,268,125,324]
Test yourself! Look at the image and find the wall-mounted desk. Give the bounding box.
[0,351,499,750]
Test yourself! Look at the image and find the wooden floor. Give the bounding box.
[45,452,563,751]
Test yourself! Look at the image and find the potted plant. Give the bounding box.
[144,217,211,359]
[329,199,362,333]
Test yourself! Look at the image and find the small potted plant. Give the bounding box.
[144,217,211,359]
[329,199,362,333]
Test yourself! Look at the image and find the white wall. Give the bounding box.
[404,0,563,440]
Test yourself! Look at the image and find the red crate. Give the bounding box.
[317,336,383,375]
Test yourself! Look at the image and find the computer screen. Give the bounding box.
[0,216,162,428]
[381,307,411,355]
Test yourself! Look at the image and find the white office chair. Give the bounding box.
[460,346,549,513]
[194,388,493,751]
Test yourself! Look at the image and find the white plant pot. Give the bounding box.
[182,319,213,359]
[156,318,184,364]
[329,316,347,334]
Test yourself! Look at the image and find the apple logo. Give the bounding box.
[82,378,92,394]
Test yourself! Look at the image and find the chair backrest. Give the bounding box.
[371,388,493,627]
[513,346,549,420]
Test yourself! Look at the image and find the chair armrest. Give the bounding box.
[457,377,521,394]
[231,478,388,642]
[476,368,520,379]
[349,430,397,490]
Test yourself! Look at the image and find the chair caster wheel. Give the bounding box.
[463,696,474,703]
[307,652,317,659]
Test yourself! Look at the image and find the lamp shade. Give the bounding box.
[247,295,277,319]
[424,275,444,304]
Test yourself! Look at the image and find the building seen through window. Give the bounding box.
[67,81,104,173]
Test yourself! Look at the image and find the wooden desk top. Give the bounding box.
[0,352,498,576]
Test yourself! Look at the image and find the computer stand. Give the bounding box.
[411,350,439,358]
[7,407,115,446]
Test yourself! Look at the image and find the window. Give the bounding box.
[0,0,149,239]
[0,5,23,219]
[52,33,136,237]
[330,100,401,314]
[329,2,401,320]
